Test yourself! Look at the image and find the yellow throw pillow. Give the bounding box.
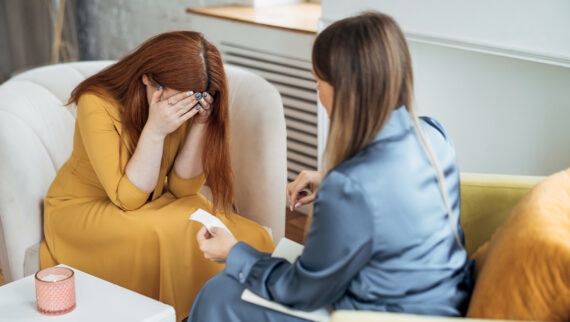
[467,169,570,321]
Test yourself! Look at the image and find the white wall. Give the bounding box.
[320,0,570,176]
[322,0,570,66]
[411,42,570,176]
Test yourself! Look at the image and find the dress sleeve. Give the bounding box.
[168,171,206,197]
[224,170,374,311]
[76,94,150,210]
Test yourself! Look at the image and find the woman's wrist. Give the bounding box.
[186,121,208,140]
[141,124,168,143]
[190,121,208,131]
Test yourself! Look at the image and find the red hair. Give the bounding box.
[69,31,234,215]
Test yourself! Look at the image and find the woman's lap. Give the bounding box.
[189,273,310,322]
[42,193,274,321]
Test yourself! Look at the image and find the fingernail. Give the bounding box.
[195,93,202,100]
[157,85,163,91]
[195,104,201,111]
[186,91,194,96]
[289,205,294,212]
[294,202,302,209]
[203,92,208,98]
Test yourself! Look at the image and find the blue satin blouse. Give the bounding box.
[224,107,473,316]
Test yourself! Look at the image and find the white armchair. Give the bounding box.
[0,61,287,282]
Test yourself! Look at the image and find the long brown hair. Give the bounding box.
[313,12,463,245]
[69,31,234,215]
[312,11,414,172]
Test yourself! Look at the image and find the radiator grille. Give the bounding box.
[220,42,319,182]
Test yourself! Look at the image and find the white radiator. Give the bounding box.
[220,42,319,182]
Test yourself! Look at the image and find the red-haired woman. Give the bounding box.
[40,31,274,321]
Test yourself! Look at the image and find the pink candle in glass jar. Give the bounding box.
[35,266,76,315]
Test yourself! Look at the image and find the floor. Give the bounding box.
[285,208,309,245]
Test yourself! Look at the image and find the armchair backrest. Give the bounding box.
[223,65,287,240]
[459,172,543,256]
[0,61,286,282]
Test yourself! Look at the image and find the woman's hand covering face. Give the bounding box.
[148,88,215,136]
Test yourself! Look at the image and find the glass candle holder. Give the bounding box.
[35,266,76,315]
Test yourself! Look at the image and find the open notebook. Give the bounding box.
[240,238,332,322]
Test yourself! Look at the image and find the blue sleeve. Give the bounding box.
[224,170,374,311]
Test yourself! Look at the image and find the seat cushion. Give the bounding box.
[467,169,570,321]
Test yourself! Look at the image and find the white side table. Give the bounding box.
[0,264,175,322]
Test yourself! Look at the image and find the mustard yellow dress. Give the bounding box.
[40,94,275,321]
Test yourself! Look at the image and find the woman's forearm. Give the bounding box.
[174,122,206,179]
[125,127,165,192]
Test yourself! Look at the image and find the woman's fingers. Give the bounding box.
[287,181,308,210]
[165,91,193,110]
[166,91,213,120]
[152,86,164,103]
[167,91,212,109]
[287,170,322,210]
[201,92,214,109]
[192,92,214,123]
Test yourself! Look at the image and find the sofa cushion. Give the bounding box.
[467,169,570,321]
[459,173,542,256]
